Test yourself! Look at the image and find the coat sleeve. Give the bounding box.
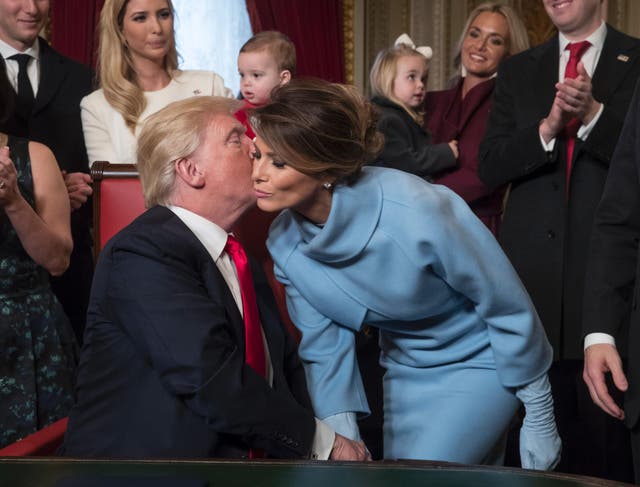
[478,62,559,189]
[582,81,640,338]
[81,94,120,166]
[414,187,553,387]
[373,112,457,177]
[105,234,316,458]
[273,261,371,423]
[210,71,234,98]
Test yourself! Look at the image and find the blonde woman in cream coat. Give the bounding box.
[82,0,232,165]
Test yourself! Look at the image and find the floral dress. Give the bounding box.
[0,135,77,448]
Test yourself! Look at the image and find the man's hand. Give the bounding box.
[329,433,371,461]
[540,61,601,143]
[62,171,93,211]
[583,343,627,420]
[555,61,601,126]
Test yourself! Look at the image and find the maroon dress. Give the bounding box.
[424,77,506,236]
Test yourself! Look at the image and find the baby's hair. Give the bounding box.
[239,30,296,75]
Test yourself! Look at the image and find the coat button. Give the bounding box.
[547,230,556,239]
[552,181,559,190]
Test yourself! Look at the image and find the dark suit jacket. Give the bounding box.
[583,79,640,428]
[369,96,456,178]
[0,38,95,339]
[478,25,640,360]
[62,206,316,458]
[425,77,505,236]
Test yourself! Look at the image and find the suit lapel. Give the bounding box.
[159,208,246,338]
[592,26,638,103]
[34,38,66,115]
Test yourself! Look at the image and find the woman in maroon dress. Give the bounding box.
[424,2,529,236]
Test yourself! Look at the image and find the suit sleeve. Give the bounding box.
[373,113,457,177]
[583,80,640,338]
[81,95,120,166]
[106,235,316,458]
[478,62,559,189]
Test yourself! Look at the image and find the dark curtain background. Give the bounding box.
[50,0,105,68]
[50,0,345,83]
[245,0,345,82]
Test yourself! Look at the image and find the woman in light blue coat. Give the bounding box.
[249,79,561,468]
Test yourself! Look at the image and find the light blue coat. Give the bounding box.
[267,167,553,461]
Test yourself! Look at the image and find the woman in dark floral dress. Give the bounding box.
[0,58,77,448]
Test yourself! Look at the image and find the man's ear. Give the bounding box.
[279,70,292,85]
[175,157,205,188]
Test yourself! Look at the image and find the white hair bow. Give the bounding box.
[395,33,433,60]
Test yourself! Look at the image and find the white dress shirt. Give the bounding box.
[168,205,334,459]
[0,37,40,97]
[540,21,607,151]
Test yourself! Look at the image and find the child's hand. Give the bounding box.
[448,140,459,159]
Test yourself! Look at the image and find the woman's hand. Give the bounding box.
[62,170,93,211]
[0,146,25,211]
[448,140,459,159]
[516,374,562,470]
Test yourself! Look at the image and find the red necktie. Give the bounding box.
[225,235,267,459]
[225,235,266,377]
[563,41,591,188]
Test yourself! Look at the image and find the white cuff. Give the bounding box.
[584,332,616,350]
[577,103,604,140]
[321,412,361,441]
[310,418,335,460]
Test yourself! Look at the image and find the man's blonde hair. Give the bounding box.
[137,96,242,207]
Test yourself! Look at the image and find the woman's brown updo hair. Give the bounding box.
[250,78,383,185]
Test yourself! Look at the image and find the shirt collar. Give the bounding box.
[0,36,40,60]
[167,205,228,261]
[558,21,607,54]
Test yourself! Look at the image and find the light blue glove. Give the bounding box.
[515,374,562,470]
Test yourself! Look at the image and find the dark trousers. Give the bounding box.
[631,422,640,484]
[507,360,634,482]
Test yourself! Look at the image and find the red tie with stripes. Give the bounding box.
[563,41,591,188]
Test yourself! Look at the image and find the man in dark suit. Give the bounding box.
[582,79,640,483]
[479,0,640,480]
[0,0,94,343]
[62,96,369,460]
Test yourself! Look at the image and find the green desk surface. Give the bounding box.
[0,458,631,487]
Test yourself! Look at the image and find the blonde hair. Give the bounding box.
[97,0,179,133]
[370,44,429,125]
[251,78,383,185]
[137,96,242,207]
[240,30,296,75]
[452,2,529,77]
